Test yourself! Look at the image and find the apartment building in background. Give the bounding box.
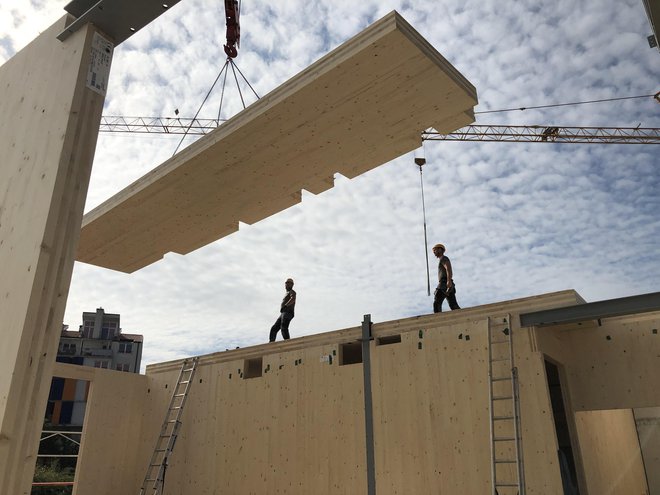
[47,308,143,425]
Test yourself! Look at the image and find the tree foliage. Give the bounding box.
[32,460,74,495]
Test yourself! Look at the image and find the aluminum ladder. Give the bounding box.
[487,315,525,495]
[139,357,199,495]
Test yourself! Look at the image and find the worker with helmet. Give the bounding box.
[432,243,460,312]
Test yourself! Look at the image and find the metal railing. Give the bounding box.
[33,429,81,490]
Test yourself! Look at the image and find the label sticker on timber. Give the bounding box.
[320,354,330,363]
[86,32,114,95]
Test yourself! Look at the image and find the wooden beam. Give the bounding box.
[77,10,478,272]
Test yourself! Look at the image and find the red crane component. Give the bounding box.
[223,0,240,58]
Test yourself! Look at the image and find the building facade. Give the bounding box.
[47,308,143,425]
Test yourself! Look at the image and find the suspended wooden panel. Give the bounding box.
[77,10,478,272]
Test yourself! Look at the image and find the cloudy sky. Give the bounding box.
[2,0,659,370]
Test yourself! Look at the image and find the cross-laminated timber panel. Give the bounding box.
[83,290,580,495]
[0,17,108,494]
[76,10,478,272]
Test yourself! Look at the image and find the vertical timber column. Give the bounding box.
[0,16,111,494]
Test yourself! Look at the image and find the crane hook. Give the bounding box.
[223,0,240,59]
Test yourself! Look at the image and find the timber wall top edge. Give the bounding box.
[145,289,582,375]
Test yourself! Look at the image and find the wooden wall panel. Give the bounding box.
[542,313,660,411]
[55,290,660,495]
[0,18,108,494]
[50,363,148,495]
[575,409,648,495]
[139,291,579,495]
[532,310,660,494]
[635,407,660,495]
[76,11,478,272]
[143,344,367,494]
[371,319,492,494]
[71,290,596,494]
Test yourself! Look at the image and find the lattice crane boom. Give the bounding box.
[97,117,660,144]
[423,125,660,145]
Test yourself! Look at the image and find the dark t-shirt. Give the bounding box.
[281,289,296,315]
[437,256,450,283]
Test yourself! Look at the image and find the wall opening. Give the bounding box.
[243,357,263,379]
[35,376,89,492]
[339,342,362,365]
[377,334,401,346]
[545,359,581,494]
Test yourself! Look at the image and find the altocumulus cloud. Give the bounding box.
[2,0,658,369]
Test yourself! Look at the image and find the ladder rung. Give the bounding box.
[494,437,515,441]
[180,380,190,384]
[491,357,510,362]
[174,393,186,397]
[182,367,195,372]
[493,396,513,401]
[492,376,512,382]
[167,420,181,424]
[496,483,520,487]
[495,459,517,464]
[490,339,509,344]
[170,406,182,410]
[493,416,514,420]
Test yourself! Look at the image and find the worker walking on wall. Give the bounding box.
[432,243,460,312]
[269,278,296,342]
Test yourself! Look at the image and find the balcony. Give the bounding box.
[82,348,112,357]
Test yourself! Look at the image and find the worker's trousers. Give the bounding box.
[269,312,294,342]
[433,282,460,312]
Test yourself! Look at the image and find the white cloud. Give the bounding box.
[3,0,659,370]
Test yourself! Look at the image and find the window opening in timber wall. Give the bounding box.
[376,334,401,346]
[243,357,263,379]
[339,342,362,366]
[36,376,90,491]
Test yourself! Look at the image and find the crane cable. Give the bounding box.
[172,0,258,156]
[172,58,260,156]
[474,92,657,115]
[415,146,431,297]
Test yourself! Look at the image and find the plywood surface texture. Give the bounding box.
[77,10,478,272]
[635,406,660,494]
[574,409,648,495]
[137,345,367,494]
[134,291,579,495]
[0,18,107,494]
[534,312,660,411]
[51,363,148,495]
